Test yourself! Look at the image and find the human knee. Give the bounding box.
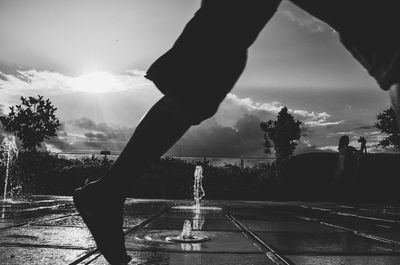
[187,101,220,125]
[177,98,221,125]
[158,96,221,126]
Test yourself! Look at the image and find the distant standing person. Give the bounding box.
[358,137,367,154]
[334,135,365,202]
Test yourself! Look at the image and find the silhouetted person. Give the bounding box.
[73,1,400,264]
[334,135,366,202]
[358,137,367,154]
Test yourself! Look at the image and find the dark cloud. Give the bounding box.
[236,114,265,141]
[300,125,312,137]
[66,117,116,132]
[353,125,375,130]
[47,136,76,152]
[295,143,334,154]
[46,117,134,152]
[169,114,265,157]
[62,117,133,136]
[85,132,120,141]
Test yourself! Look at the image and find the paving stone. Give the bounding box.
[3,196,400,265]
[35,214,147,228]
[0,225,95,249]
[88,251,271,265]
[0,246,86,265]
[126,230,261,253]
[286,255,400,265]
[227,211,299,221]
[0,214,65,229]
[255,231,400,254]
[146,217,239,231]
[240,220,343,232]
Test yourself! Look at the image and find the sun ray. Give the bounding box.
[69,71,118,94]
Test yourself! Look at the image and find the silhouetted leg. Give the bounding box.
[389,84,400,128]
[97,96,193,193]
[74,1,281,263]
[74,96,192,264]
[292,0,400,124]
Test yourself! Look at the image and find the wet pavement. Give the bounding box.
[1,196,400,264]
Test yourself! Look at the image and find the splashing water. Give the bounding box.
[180,220,193,239]
[165,219,210,243]
[0,135,19,201]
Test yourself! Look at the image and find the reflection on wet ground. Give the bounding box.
[1,196,400,264]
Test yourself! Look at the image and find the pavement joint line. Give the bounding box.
[223,208,294,265]
[284,208,400,247]
[0,242,92,250]
[0,213,78,231]
[301,205,400,224]
[83,253,102,265]
[375,224,392,229]
[294,213,400,248]
[122,249,263,255]
[69,206,170,265]
[277,251,400,256]
[354,206,400,216]
[320,221,400,247]
[11,203,70,213]
[0,199,58,206]
[0,204,74,220]
[30,213,79,225]
[300,205,331,212]
[339,205,354,209]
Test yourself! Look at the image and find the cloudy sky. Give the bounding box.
[0,0,393,156]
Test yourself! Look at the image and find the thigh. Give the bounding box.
[177,0,282,50]
[291,1,400,90]
[146,0,281,103]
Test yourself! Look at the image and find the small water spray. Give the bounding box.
[0,135,19,201]
[166,219,209,243]
[180,220,193,239]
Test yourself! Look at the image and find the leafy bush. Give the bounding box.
[1,152,112,196]
[3,151,399,202]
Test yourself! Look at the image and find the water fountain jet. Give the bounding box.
[1,135,19,202]
[133,166,215,245]
[173,165,221,210]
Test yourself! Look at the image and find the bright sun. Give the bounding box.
[70,71,118,93]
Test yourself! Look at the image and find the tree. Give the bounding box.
[374,107,400,149]
[260,107,302,165]
[0,95,61,152]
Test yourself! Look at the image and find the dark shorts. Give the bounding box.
[146,0,400,104]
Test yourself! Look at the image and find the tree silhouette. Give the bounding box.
[260,107,302,166]
[0,95,61,152]
[374,107,400,149]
